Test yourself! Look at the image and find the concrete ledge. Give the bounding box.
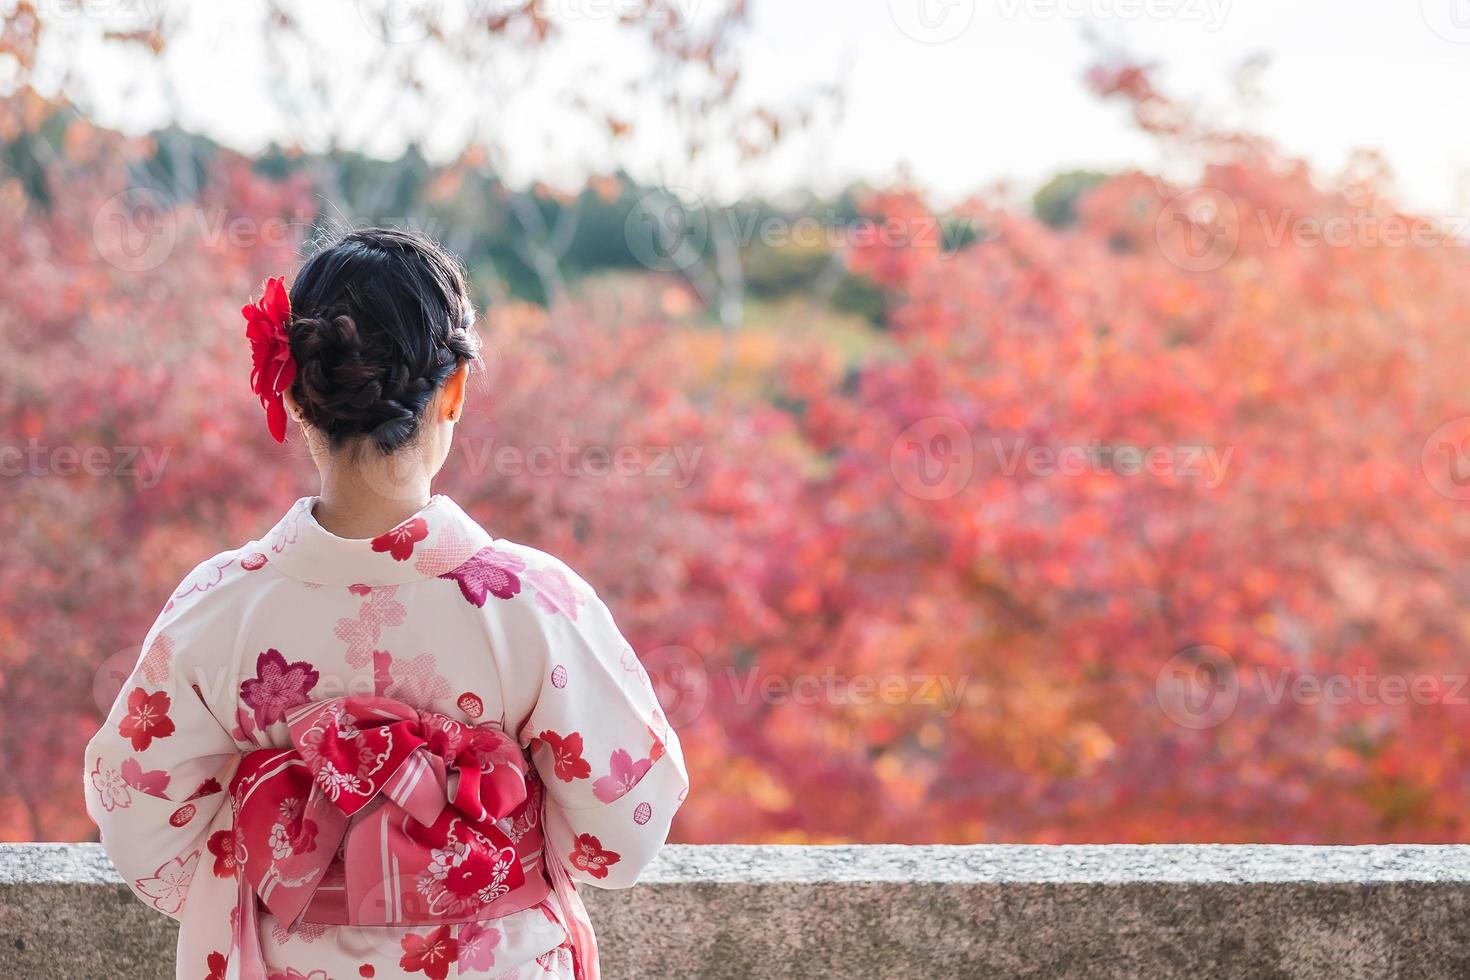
[5,844,1470,978]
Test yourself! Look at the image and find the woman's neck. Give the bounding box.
[312,467,433,540]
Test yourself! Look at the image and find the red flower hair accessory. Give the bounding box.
[242,276,296,443]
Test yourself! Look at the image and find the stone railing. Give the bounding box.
[4,843,1470,978]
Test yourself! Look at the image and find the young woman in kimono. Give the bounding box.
[83,228,689,980]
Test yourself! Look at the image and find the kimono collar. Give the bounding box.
[259,494,494,586]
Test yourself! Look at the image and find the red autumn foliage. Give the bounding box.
[6,61,1470,847]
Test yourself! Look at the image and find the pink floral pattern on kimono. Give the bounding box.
[240,649,320,728]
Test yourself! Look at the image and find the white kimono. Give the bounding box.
[83,495,689,980]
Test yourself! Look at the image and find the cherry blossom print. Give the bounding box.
[169,804,197,827]
[232,705,259,743]
[134,850,199,915]
[568,834,621,880]
[139,633,174,685]
[270,920,327,946]
[240,649,320,728]
[348,583,373,596]
[206,830,236,878]
[457,691,484,719]
[334,588,406,668]
[118,687,175,750]
[269,504,303,553]
[593,749,653,803]
[372,649,394,697]
[525,565,585,620]
[120,757,171,798]
[456,919,501,971]
[89,759,131,812]
[241,552,268,572]
[399,924,458,980]
[384,651,450,707]
[550,664,568,689]
[412,522,479,577]
[371,517,429,562]
[205,951,227,980]
[266,970,332,980]
[172,555,236,599]
[186,777,223,801]
[634,801,653,825]
[537,730,591,782]
[439,546,526,607]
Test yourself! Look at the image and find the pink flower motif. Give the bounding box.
[372,517,429,561]
[139,633,174,685]
[537,730,591,782]
[240,649,320,729]
[335,588,406,668]
[568,834,620,880]
[593,749,653,803]
[120,757,171,799]
[266,969,332,980]
[119,688,175,751]
[135,851,199,915]
[456,920,501,971]
[525,565,584,620]
[186,777,223,801]
[400,924,458,980]
[413,523,478,577]
[89,759,131,812]
[439,546,526,607]
[207,830,236,878]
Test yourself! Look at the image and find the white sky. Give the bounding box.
[29,0,1470,216]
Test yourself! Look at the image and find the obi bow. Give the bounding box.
[230,696,549,930]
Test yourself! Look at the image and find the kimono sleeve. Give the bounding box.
[491,552,689,889]
[83,570,241,921]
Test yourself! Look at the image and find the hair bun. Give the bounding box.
[284,228,480,455]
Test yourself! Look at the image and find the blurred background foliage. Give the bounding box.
[6,1,1470,847]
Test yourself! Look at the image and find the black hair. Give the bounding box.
[286,227,480,455]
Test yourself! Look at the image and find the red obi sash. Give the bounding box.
[227,696,597,979]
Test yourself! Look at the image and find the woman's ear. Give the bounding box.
[441,361,470,422]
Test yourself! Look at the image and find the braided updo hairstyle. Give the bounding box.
[286,228,480,455]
